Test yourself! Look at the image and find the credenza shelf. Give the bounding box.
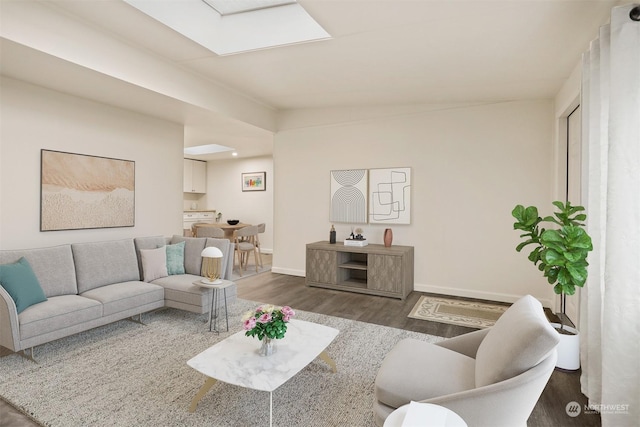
[306,241,414,300]
[339,261,368,270]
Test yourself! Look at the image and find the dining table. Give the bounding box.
[195,223,251,239]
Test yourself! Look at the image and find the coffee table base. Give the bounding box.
[188,349,337,422]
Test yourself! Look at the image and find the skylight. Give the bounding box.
[202,0,296,16]
[124,0,330,55]
[184,144,235,155]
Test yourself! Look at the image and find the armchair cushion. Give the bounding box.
[375,338,475,409]
[475,295,559,387]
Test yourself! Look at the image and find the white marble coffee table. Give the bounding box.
[187,319,339,426]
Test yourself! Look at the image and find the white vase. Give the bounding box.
[551,323,580,370]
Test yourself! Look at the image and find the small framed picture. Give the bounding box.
[242,171,266,192]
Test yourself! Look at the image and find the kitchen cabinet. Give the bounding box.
[184,159,207,193]
[183,211,216,236]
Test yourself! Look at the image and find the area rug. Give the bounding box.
[408,296,509,329]
[0,299,441,427]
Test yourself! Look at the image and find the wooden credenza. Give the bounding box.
[305,241,414,299]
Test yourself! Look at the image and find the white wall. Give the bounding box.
[203,156,274,253]
[0,78,184,249]
[273,100,557,306]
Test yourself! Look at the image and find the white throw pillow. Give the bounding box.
[140,246,168,282]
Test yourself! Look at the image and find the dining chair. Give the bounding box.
[255,223,266,268]
[191,222,209,237]
[233,225,259,276]
[196,226,225,238]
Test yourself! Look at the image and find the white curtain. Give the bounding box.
[580,4,640,427]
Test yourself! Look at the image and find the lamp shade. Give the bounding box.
[201,246,223,258]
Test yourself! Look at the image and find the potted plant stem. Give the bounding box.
[512,201,593,370]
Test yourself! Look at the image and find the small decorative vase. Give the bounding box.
[383,228,393,247]
[258,337,276,357]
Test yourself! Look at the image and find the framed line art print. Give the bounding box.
[242,171,266,191]
[330,169,368,223]
[40,150,135,231]
[369,167,411,224]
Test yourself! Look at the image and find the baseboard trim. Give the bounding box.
[269,269,553,308]
[271,267,305,277]
[413,283,554,308]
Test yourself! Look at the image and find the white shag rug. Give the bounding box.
[0,299,441,427]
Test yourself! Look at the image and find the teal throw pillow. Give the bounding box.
[165,241,186,275]
[0,257,48,314]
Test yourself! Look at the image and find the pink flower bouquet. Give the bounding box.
[242,304,296,340]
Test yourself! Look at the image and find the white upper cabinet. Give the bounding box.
[184,159,207,193]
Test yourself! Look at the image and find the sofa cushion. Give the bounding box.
[152,274,237,313]
[72,239,141,293]
[152,273,212,307]
[0,245,78,297]
[475,295,560,387]
[375,338,476,409]
[166,241,186,275]
[18,295,102,340]
[140,247,168,282]
[0,258,48,314]
[170,236,206,276]
[80,281,164,317]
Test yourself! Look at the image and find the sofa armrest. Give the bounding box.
[434,328,490,359]
[0,286,21,352]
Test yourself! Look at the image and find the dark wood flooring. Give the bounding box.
[235,271,600,427]
[1,268,600,427]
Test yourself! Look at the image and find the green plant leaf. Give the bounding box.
[567,264,588,285]
[543,249,564,266]
[541,229,563,242]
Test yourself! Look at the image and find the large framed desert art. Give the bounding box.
[40,150,135,231]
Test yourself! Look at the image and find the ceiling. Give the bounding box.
[2,0,620,159]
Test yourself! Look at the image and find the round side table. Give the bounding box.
[193,279,234,333]
[384,402,467,427]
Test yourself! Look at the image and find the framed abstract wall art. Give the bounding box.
[242,171,266,191]
[330,169,368,223]
[40,150,135,231]
[369,167,411,224]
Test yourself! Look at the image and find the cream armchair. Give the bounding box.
[374,295,560,427]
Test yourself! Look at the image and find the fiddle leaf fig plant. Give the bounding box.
[512,201,593,297]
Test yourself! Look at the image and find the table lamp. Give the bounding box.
[201,246,223,284]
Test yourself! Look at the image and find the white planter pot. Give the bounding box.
[551,323,580,370]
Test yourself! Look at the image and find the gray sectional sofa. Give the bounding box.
[0,235,236,358]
